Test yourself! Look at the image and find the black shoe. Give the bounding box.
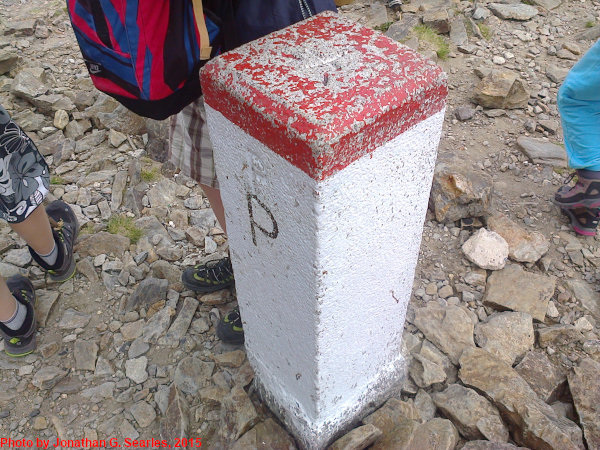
[0,275,37,357]
[182,257,234,293]
[216,307,244,345]
[29,201,79,282]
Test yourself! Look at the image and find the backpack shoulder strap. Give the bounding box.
[192,0,212,60]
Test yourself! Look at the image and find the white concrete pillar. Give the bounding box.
[201,11,447,449]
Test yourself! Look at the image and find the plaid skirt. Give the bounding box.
[168,97,219,189]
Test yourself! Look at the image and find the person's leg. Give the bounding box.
[554,41,600,213]
[10,203,54,255]
[201,184,226,233]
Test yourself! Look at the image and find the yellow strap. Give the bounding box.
[191,0,212,60]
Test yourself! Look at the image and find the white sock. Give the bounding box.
[2,296,26,331]
[37,242,58,266]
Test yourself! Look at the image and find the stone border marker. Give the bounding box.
[201,11,447,449]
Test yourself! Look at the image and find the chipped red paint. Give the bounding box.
[201,11,447,181]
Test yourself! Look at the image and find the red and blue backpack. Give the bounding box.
[67,0,337,121]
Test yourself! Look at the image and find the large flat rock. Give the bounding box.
[459,348,584,449]
[413,303,475,365]
[483,264,556,321]
[568,358,600,449]
[516,137,567,167]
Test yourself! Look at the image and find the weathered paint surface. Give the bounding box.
[202,11,447,449]
[206,106,444,449]
[201,11,447,182]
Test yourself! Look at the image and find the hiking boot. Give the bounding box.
[29,200,79,282]
[182,257,234,293]
[561,207,600,237]
[0,275,37,357]
[216,307,244,345]
[554,170,600,209]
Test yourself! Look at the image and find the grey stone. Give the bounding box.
[128,337,150,359]
[409,353,447,388]
[515,351,566,403]
[366,4,389,27]
[163,297,199,346]
[0,49,19,75]
[76,258,99,282]
[385,14,419,42]
[413,303,475,365]
[474,312,534,365]
[94,104,146,135]
[125,356,148,384]
[414,390,436,422]
[423,9,450,34]
[516,137,567,167]
[461,442,526,449]
[130,401,156,428]
[11,67,48,100]
[174,357,215,395]
[578,25,600,41]
[363,398,419,449]
[430,167,493,223]
[147,179,179,208]
[221,385,259,442]
[2,247,32,267]
[406,418,458,450]
[80,382,116,403]
[566,279,600,320]
[474,70,529,109]
[462,228,509,270]
[568,358,600,449]
[151,260,183,287]
[58,308,91,329]
[483,264,556,322]
[160,385,189,444]
[135,215,173,244]
[472,7,491,20]
[142,306,174,343]
[32,366,67,390]
[455,106,475,121]
[537,324,584,348]
[488,3,538,20]
[111,171,128,211]
[76,232,130,257]
[125,278,168,311]
[432,384,508,442]
[231,419,295,450]
[546,65,570,84]
[189,208,217,229]
[11,109,46,132]
[74,340,98,371]
[35,290,59,327]
[530,0,561,9]
[31,93,75,114]
[459,348,584,449]
[488,213,549,263]
[449,18,468,46]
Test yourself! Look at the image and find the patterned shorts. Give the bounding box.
[0,105,49,223]
[168,97,219,189]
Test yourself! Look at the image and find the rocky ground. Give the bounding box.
[0,0,599,449]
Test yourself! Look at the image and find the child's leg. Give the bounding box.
[557,40,600,171]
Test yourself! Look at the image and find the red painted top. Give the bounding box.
[201,11,447,181]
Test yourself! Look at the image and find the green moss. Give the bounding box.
[413,25,450,60]
[79,222,95,235]
[586,20,596,28]
[374,21,394,33]
[107,215,143,244]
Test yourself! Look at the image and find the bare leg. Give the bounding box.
[201,184,227,234]
[10,204,54,255]
[0,277,15,321]
[0,204,54,319]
